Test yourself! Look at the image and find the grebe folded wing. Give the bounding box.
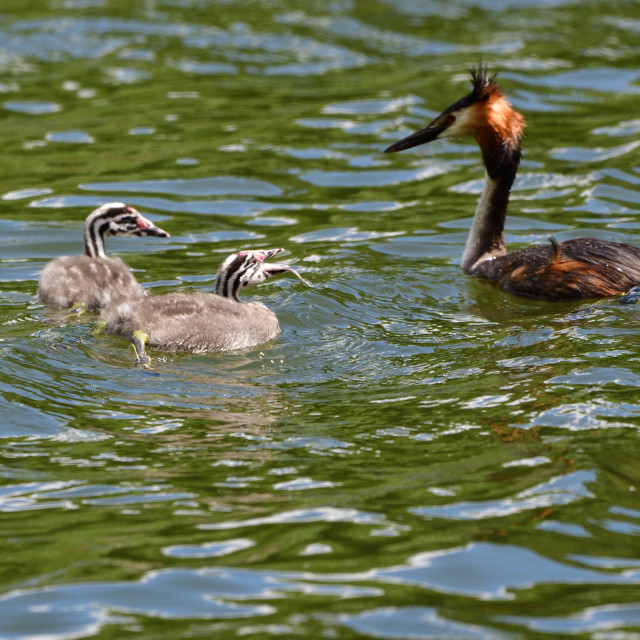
[473,238,640,300]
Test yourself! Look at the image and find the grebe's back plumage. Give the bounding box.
[38,203,169,311]
[101,248,309,363]
[385,66,640,301]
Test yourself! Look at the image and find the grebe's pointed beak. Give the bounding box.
[260,247,285,261]
[136,213,170,238]
[384,118,448,153]
[143,224,170,238]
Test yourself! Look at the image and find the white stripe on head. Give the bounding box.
[83,203,128,257]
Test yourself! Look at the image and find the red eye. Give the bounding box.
[447,114,456,124]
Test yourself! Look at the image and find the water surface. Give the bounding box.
[1,0,640,638]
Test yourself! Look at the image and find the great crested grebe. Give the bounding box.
[38,202,169,312]
[100,248,309,364]
[385,66,640,300]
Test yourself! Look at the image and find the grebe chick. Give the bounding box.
[38,202,169,312]
[101,248,310,364]
[385,66,640,300]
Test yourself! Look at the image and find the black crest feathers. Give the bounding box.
[469,65,501,102]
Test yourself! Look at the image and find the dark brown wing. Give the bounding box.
[472,238,640,300]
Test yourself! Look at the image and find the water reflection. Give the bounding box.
[2,0,640,638]
[1,546,638,637]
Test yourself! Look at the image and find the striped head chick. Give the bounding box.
[215,248,310,301]
[83,202,169,258]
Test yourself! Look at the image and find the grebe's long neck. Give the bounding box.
[461,136,521,273]
[83,213,109,258]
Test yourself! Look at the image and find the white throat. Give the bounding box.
[461,171,507,272]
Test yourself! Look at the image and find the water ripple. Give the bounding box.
[497,603,640,635]
[2,100,61,114]
[412,470,595,520]
[376,542,640,600]
[79,177,283,197]
[342,607,513,640]
[200,507,388,530]
[3,1,640,638]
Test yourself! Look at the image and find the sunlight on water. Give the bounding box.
[1,0,640,638]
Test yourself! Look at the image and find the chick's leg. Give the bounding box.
[131,330,151,365]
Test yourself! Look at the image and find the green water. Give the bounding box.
[1,1,640,638]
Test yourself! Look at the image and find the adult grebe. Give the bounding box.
[385,66,640,300]
[100,248,309,364]
[38,203,169,311]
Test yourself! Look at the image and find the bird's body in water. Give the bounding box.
[100,248,309,364]
[385,66,640,301]
[38,203,169,312]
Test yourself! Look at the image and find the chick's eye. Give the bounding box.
[447,114,456,124]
